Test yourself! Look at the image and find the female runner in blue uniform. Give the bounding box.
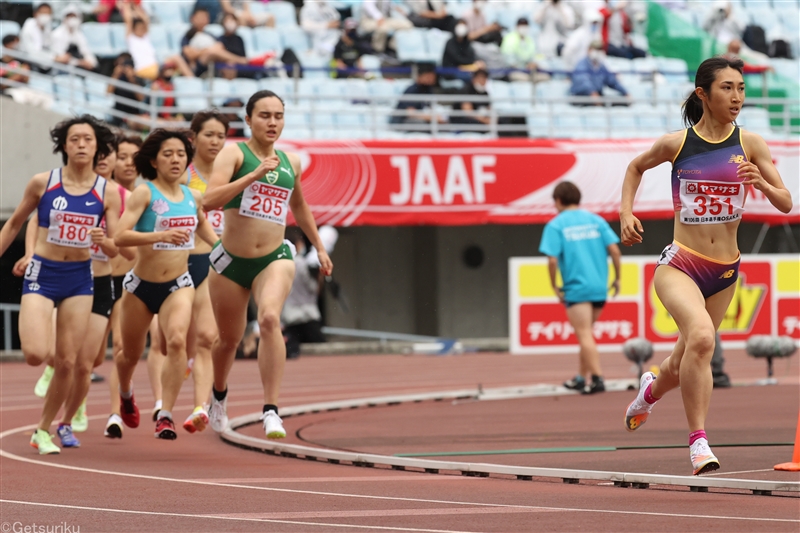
[203,91,332,439]
[114,129,218,439]
[620,57,792,475]
[0,116,121,454]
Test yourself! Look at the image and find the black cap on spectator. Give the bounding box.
[417,62,436,75]
[517,17,529,25]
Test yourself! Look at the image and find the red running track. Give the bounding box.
[1,348,798,532]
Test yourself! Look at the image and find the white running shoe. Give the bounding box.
[104,414,123,439]
[624,371,657,432]
[262,410,286,439]
[690,438,720,475]
[209,396,228,433]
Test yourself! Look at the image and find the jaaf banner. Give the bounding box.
[272,139,800,227]
[509,255,800,355]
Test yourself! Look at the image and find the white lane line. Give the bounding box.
[0,500,473,533]
[190,476,485,483]
[212,508,559,519]
[705,469,775,477]
[0,424,797,524]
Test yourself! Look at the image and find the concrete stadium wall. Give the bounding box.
[0,97,65,219]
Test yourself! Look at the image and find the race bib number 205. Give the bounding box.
[240,182,291,225]
[679,180,745,225]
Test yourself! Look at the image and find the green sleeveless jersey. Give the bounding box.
[223,143,296,212]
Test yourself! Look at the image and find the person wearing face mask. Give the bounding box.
[333,18,369,78]
[450,68,492,130]
[462,0,502,45]
[442,19,485,79]
[19,3,55,68]
[569,40,629,105]
[300,0,342,56]
[501,17,537,74]
[534,0,576,59]
[405,0,456,33]
[51,4,97,71]
[561,8,603,70]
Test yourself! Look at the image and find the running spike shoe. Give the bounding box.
[120,392,140,428]
[563,375,586,391]
[182,406,209,434]
[262,410,286,439]
[209,395,228,433]
[155,416,177,440]
[690,438,720,475]
[71,398,88,432]
[625,371,657,432]
[34,365,54,398]
[56,424,80,448]
[104,414,123,439]
[30,429,61,455]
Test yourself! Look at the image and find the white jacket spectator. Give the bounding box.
[534,0,576,59]
[300,0,341,56]
[51,4,97,70]
[703,0,743,46]
[360,0,413,53]
[19,3,55,64]
[561,8,602,70]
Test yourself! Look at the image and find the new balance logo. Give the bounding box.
[728,155,745,164]
[719,269,735,279]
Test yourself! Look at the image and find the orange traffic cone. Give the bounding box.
[774,411,800,471]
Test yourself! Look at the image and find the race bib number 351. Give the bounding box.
[679,180,745,225]
[47,211,97,248]
[154,215,197,250]
[240,182,291,225]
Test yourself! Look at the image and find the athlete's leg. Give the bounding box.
[208,271,250,393]
[566,303,601,378]
[158,287,195,415]
[18,294,55,366]
[108,301,123,416]
[146,316,164,407]
[117,292,154,394]
[62,312,109,422]
[38,295,92,431]
[190,279,216,408]
[251,260,295,405]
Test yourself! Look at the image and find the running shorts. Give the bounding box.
[92,274,114,317]
[188,253,211,287]
[656,241,740,299]
[112,274,125,304]
[22,255,93,303]
[122,270,194,314]
[209,240,294,290]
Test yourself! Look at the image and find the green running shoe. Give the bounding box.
[34,366,54,398]
[30,429,61,455]
[71,398,88,432]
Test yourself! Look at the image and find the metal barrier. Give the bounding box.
[0,303,19,352]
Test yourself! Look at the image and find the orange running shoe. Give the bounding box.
[624,372,657,432]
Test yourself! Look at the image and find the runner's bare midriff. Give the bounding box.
[219,211,286,258]
[33,228,91,262]
[673,215,740,261]
[133,247,193,283]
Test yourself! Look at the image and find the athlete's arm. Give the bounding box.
[117,188,136,260]
[741,131,793,214]
[93,184,122,258]
[192,190,218,246]
[287,152,333,276]
[114,185,190,247]
[11,215,38,276]
[619,132,682,246]
[203,144,277,210]
[0,173,47,257]
[546,256,564,303]
[608,243,621,297]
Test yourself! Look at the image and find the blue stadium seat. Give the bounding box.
[149,1,186,25]
[53,75,86,103]
[85,77,114,107]
[368,79,398,105]
[208,78,234,106]
[280,27,310,54]
[609,107,638,130]
[284,109,311,128]
[265,1,298,27]
[148,24,173,56]
[626,81,653,102]
[0,20,21,39]
[81,22,116,58]
[27,74,54,96]
[108,23,128,56]
[637,106,668,134]
[536,80,570,102]
[394,29,428,62]
[604,56,633,75]
[738,107,772,133]
[551,104,583,135]
[657,57,689,83]
[297,78,319,100]
[260,78,294,98]
[582,107,609,132]
[310,112,336,128]
[252,28,283,54]
[360,54,382,78]
[425,29,450,64]
[205,24,223,37]
[299,53,330,79]
[230,78,259,99]
[317,79,347,103]
[237,27,255,56]
[168,24,192,52]
[337,108,366,127]
[282,127,312,139]
[173,78,207,111]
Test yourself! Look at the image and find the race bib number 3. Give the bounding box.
[47,211,97,248]
[679,180,745,225]
[154,215,197,250]
[207,209,225,235]
[240,182,291,225]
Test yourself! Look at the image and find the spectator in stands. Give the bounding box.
[534,0,576,59]
[193,0,223,24]
[562,8,602,70]
[122,1,194,81]
[724,39,773,74]
[181,7,252,77]
[221,0,275,28]
[334,18,368,78]
[218,13,250,79]
[600,0,645,59]
[51,4,97,71]
[300,0,342,56]
[150,63,182,121]
[463,0,502,45]
[221,97,246,136]
[108,52,146,128]
[703,0,743,47]
[359,0,413,54]
[390,62,447,132]
[1,35,30,92]
[442,19,485,78]
[450,67,491,130]
[405,0,456,33]
[19,3,55,66]
[569,40,629,105]
[501,17,537,73]
[96,0,124,23]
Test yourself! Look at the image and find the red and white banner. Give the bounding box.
[272,139,800,226]
[509,255,800,354]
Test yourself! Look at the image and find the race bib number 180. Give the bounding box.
[240,182,291,225]
[154,215,197,250]
[47,211,97,248]
[679,180,745,225]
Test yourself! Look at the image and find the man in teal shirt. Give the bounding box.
[539,181,621,394]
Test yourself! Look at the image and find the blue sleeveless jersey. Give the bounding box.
[135,182,198,250]
[37,168,106,248]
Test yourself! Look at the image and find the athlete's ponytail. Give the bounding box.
[682,56,744,127]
